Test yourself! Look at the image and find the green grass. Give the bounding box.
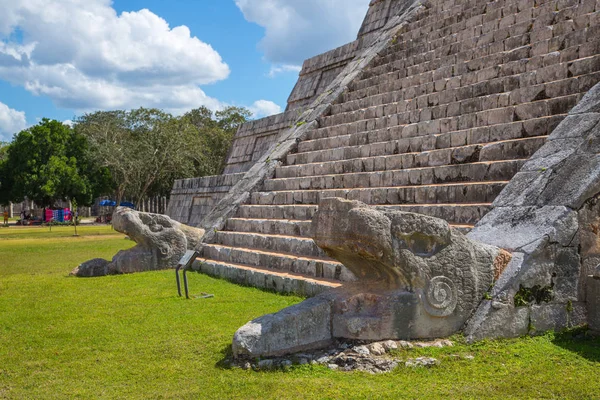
[0,225,119,240]
[0,229,599,399]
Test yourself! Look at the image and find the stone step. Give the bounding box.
[344,46,600,105]
[237,204,319,221]
[269,160,523,191]
[358,8,595,83]
[250,181,507,206]
[225,218,313,237]
[319,91,582,133]
[339,72,586,123]
[201,244,356,282]
[303,112,559,152]
[378,204,491,226]
[352,36,600,97]
[400,7,597,59]
[236,203,492,226]
[364,11,526,72]
[193,258,341,297]
[343,60,596,108]
[287,136,545,167]
[215,231,324,258]
[278,145,530,178]
[373,4,560,59]
[305,113,562,151]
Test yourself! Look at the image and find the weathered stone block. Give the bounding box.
[515,101,549,120]
[530,302,587,333]
[232,296,333,358]
[465,301,530,341]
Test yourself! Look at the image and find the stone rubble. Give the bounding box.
[405,357,440,368]
[230,339,456,374]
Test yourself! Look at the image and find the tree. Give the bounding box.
[73,110,134,204]
[3,119,101,207]
[182,106,251,177]
[76,106,250,207]
[76,108,198,205]
[0,142,8,161]
[123,108,199,205]
[215,106,252,134]
[0,142,10,206]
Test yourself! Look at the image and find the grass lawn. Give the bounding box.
[0,226,599,399]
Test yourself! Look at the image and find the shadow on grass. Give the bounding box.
[552,327,600,362]
[215,344,235,370]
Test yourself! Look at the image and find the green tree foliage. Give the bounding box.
[1,119,105,207]
[181,106,251,177]
[76,106,250,206]
[0,142,11,206]
[0,106,249,209]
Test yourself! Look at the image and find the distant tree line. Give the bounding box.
[0,106,250,209]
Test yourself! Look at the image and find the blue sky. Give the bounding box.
[0,0,370,142]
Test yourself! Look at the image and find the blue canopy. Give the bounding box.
[99,200,117,207]
[120,202,135,209]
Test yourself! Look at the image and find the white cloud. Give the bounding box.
[0,0,230,112]
[0,101,26,141]
[249,100,282,118]
[236,0,370,66]
[268,64,301,78]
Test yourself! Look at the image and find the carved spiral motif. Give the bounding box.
[423,276,457,317]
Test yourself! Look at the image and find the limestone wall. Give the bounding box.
[166,173,244,225]
[286,41,363,112]
[223,111,298,175]
[359,0,415,38]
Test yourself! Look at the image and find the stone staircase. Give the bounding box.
[195,0,600,295]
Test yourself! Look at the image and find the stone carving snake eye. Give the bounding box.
[423,276,457,317]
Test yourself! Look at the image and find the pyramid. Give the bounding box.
[168,0,600,339]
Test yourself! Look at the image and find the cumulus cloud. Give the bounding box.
[236,0,370,66]
[0,101,26,141]
[268,64,301,78]
[0,0,230,112]
[249,100,282,118]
